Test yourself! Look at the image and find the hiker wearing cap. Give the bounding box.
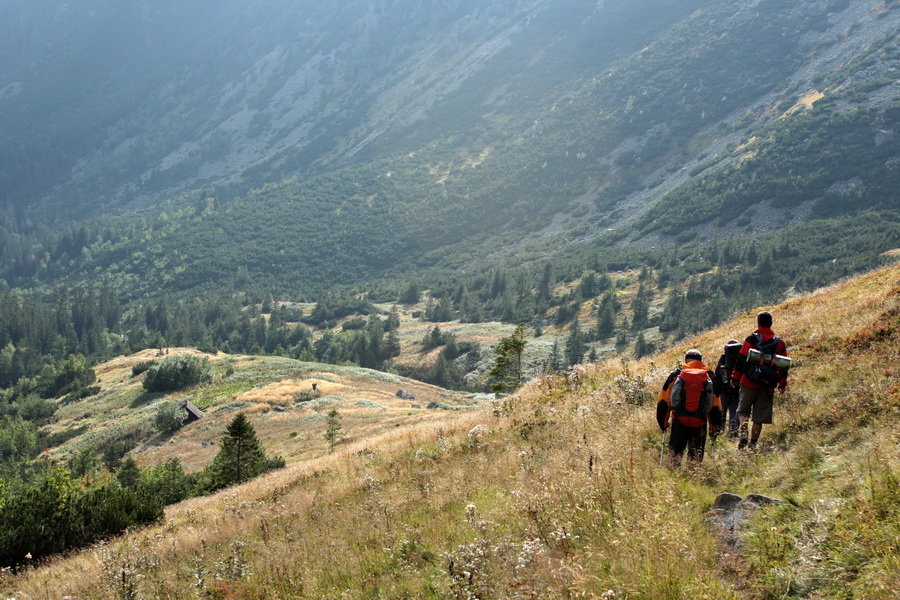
[657,349,723,464]
[715,339,742,438]
[731,311,790,450]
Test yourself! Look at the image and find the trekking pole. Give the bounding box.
[659,430,667,467]
[710,434,716,468]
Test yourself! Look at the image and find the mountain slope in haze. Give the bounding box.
[1,0,898,301]
[1,0,705,215]
[4,264,897,599]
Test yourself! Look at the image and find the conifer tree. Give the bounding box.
[564,318,585,367]
[488,324,527,396]
[399,282,420,304]
[324,409,343,453]
[548,338,561,372]
[209,413,266,488]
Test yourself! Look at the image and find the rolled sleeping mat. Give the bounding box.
[747,348,792,370]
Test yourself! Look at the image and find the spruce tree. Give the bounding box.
[488,324,527,396]
[324,409,343,453]
[564,318,585,367]
[548,338,562,372]
[209,413,266,488]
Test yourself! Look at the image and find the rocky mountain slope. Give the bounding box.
[0,0,897,318]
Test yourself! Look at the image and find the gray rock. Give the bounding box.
[708,492,784,549]
[875,129,895,146]
[712,492,744,510]
[744,493,781,507]
[396,389,416,400]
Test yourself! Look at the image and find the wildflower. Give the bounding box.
[516,538,545,570]
[464,503,478,523]
[468,424,489,439]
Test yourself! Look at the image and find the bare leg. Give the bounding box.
[738,415,750,449]
[751,422,762,444]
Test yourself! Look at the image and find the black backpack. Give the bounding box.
[719,342,742,386]
[744,333,782,388]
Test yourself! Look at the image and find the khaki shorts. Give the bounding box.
[737,385,774,425]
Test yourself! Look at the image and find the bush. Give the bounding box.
[154,401,188,435]
[295,389,322,403]
[61,385,101,406]
[16,395,58,422]
[342,317,367,330]
[131,360,156,377]
[141,458,194,505]
[0,466,163,568]
[142,355,212,392]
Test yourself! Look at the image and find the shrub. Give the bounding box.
[61,385,101,405]
[131,360,156,377]
[140,458,194,505]
[16,395,58,422]
[142,355,212,392]
[0,466,163,568]
[295,389,322,403]
[341,317,367,330]
[154,401,188,435]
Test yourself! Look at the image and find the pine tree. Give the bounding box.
[635,331,651,358]
[488,324,527,396]
[116,457,141,488]
[324,409,343,453]
[399,282,420,304]
[386,306,401,331]
[209,413,266,488]
[564,318,585,367]
[631,282,649,330]
[548,338,562,372]
[537,263,554,301]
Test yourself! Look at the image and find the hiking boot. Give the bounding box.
[738,422,749,449]
[748,439,758,451]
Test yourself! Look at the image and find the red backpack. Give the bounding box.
[670,367,714,427]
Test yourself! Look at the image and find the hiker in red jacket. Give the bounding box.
[731,311,789,450]
[657,349,722,465]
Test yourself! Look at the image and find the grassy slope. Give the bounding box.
[44,349,479,474]
[4,264,898,598]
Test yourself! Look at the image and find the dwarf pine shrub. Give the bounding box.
[143,355,212,392]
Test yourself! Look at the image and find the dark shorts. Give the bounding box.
[737,385,774,424]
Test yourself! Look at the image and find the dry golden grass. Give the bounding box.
[43,348,478,472]
[3,264,898,599]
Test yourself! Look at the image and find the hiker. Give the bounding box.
[657,349,722,465]
[731,311,789,450]
[715,339,742,438]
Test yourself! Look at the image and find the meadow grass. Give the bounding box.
[2,264,898,598]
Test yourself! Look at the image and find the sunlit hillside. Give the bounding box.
[42,348,483,473]
[4,263,897,599]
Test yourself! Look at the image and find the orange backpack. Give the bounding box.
[670,367,714,427]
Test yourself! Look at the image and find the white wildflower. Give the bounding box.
[516,538,545,570]
[464,503,478,523]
